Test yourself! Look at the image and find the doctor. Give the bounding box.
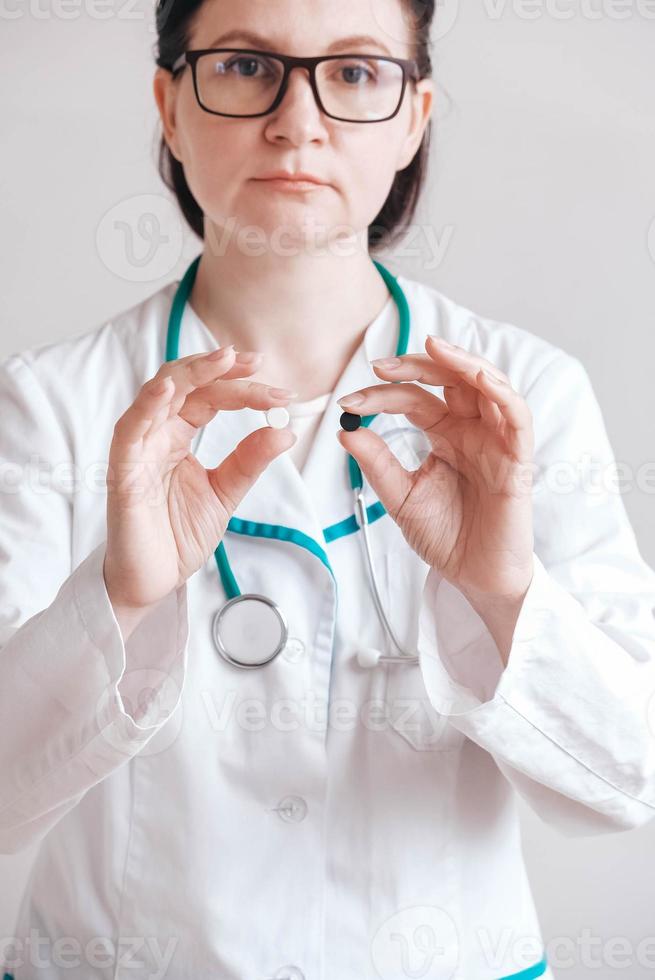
[1,0,655,978]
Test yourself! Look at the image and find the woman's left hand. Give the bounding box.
[336,335,535,604]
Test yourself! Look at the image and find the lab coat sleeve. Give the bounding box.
[0,353,190,854]
[416,350,655,836]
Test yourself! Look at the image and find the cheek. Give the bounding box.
[178,115,252,206]
[341,129,403,209]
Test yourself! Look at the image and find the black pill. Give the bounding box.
[340,411,362,432]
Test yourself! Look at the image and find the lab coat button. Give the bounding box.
[273,795,308,822]
[283,637,305,662]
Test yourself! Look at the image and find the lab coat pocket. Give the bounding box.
[382,550,466,753]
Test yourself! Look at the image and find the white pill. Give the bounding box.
[266,407,290,429]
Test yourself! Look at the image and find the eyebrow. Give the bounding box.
[205,30,394,57]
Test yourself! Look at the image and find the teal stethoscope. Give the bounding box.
[166,254,419,671]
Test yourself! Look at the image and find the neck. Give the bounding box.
[187,236,392,400]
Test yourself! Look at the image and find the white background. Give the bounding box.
[1,2,654,977]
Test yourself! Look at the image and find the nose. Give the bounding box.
[264,66,328,145]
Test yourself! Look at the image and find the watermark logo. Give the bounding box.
[481,0,655,19]
[95,193,184,282]
[371,905,459,979]
[370,0,460,45]
[0,929,178,980]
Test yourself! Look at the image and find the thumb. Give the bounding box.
[337,426,413,521]
[207,426,296,517]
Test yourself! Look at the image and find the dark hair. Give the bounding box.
[153,0,435,252]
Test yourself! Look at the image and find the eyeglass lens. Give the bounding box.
[193,51,405,120]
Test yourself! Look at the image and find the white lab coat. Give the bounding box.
[1,267,654,980]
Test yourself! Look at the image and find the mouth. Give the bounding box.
[255,179,328,192]
[253,171,329,191]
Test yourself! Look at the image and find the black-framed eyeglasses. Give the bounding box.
[168,48,421,124]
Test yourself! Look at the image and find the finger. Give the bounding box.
[189,349,264,381]
[178,378,299,429]
[161,345,237,375]
[220,351,264,377]
[424,336,512,386]
[427,344,532,457]
[441,381,480,420]
[207,425,296,518]
[112,348,237,455]
[478,389,504,429]
[111,374,178,463]
[372,339,521,433]
[117,347,241,446]
[371,349,498,421]
[155,346,241,406]
[336,426,414,522]
[476,368,534,461]
[148,354,264,438]
[426,338,492,419]
[370,338,511,391]
[339,381,449,433]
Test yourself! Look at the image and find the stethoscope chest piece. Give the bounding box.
[212,594,289,669]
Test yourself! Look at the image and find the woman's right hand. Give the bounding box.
[103,346,297,627]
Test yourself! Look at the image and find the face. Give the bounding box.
[153,0,434,253]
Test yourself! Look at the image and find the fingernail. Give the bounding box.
[370,357,401,370]
[428,335,456,348]
[236,352,263,363]
[338,392,365,407]
[208,344,235,360]
[270,387,299,399]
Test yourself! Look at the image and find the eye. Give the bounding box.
[219,55,274,78]
[335,60,378,85]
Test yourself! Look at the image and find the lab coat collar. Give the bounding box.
[177,282,403,557]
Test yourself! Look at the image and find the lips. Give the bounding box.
[255,171,326,185]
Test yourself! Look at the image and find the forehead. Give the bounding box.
[189,0,413,58]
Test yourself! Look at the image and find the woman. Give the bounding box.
[1,1,654,978]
